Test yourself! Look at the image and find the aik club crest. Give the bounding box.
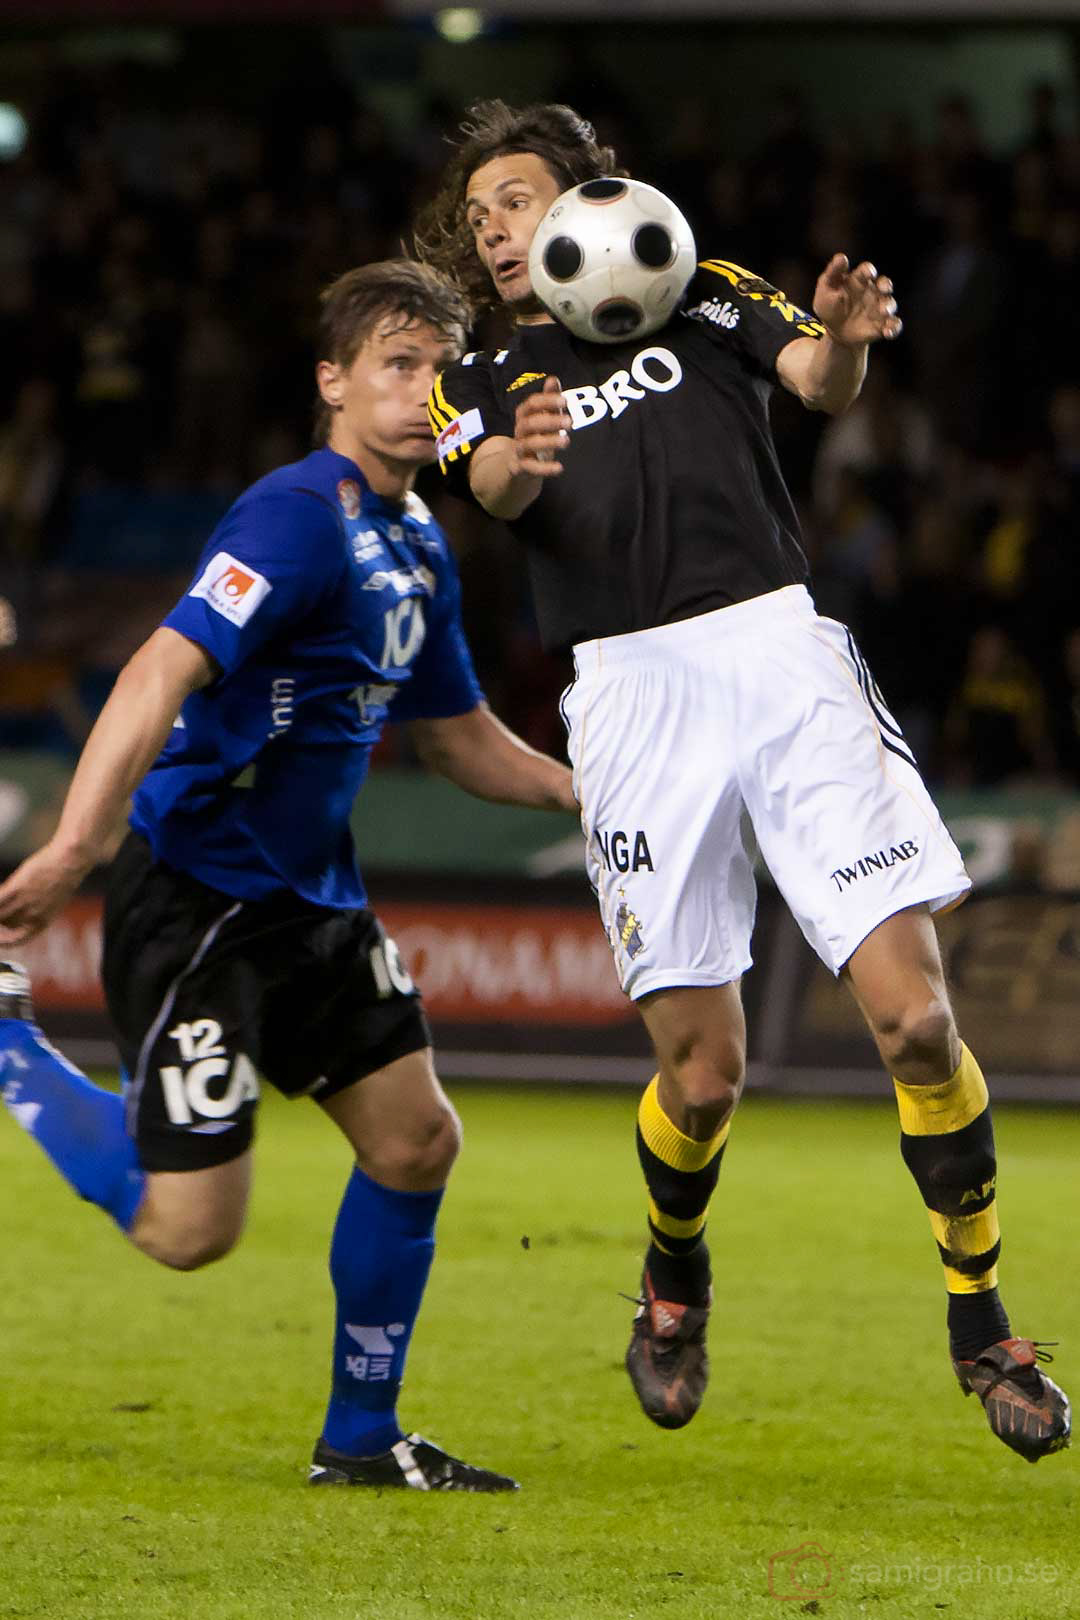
[337,479,361,520]
[615,891,644,960]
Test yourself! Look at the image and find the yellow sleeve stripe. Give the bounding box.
[699,257,759,286]
[697,259,823,335]
[427,391,450,433]
[433,373,460,427]
[429,378,476,468]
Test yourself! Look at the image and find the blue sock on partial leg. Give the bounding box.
[0,1020,145,1231]
[322,1165,443,1458]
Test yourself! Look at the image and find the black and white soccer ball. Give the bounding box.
[527,177,697,345]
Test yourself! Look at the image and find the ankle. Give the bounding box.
[948,1287,1011,1362]
[646,1240,710,1306]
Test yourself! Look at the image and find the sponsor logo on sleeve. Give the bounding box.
[507,370,547,391]
[337,479,362,519]
[735,274,779,298]
[435,406,484,463]
[684,297,740,331]
[190,551,271,627]
[699,259,824,336]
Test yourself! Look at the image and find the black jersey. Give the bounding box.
[430,259,826,651]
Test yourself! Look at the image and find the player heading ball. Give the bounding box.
[415,101,1070,1464]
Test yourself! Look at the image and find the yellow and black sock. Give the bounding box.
[895,1043,1011,1361]
[636,1075,731,1305]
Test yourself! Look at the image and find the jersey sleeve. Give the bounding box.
[428,356,513,502]
[390,543,485,723]
[164,489,343,675]
[687,259,826,378]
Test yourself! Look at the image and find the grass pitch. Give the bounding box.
[1,1083,1077,1620]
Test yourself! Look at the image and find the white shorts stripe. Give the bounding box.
[844,626,918,769]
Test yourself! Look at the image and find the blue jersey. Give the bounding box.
[131,448,483,907]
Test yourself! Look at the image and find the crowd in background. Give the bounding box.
[2,45,1080,791]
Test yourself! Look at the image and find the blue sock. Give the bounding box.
[0,1020,145,1232]
[322,1165,443,1458]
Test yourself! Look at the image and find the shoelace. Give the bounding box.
[975,1340,1059,1401]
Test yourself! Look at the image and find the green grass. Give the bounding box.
[1,1085,1077,1619]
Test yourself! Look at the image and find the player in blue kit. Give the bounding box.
[0,259,575,1491]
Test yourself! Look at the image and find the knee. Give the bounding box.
[136,1217,243,1272]
[665,1030,746,1133]
[873,995,959,1082]
[365,1100,462,1190]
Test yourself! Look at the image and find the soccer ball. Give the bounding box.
[527,177,697,345]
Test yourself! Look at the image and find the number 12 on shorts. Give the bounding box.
[159,1018,259,1126]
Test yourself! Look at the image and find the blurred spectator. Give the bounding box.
[1016,79,1061,160]
[911,189,1010,456]
[1010,148,1054,252]
[810,465,896,628]
[934,93,1001,200]
[72,253,158,479]
[0,379,65,563]
[0,649,94,760]
[1053,629,1080,787]
[749,86,822,262]
[945,626,1055,787]
[1014,204,1080,428]
[813,361,933,530]
[174,288,254,487]
[858,497,974,771]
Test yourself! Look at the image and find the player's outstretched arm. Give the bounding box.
[0,628,217,945]
[410,703,576,812]
[469,376,570,520]
[776,255,900,414]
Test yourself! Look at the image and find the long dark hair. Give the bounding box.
[413,100,623,317]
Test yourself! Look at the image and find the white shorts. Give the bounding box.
[561,585,970,997]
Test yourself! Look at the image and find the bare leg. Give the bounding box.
[623,981,746,1429]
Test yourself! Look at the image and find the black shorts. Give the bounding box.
[102,832,431,1173]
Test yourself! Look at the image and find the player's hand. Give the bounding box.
[0,842,87,946]
[511,375,570,477]
[813,255,901,347]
